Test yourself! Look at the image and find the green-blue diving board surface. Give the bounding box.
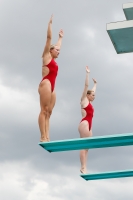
[39,133,133,153]
[123,3,133,20]
[107,20,133,54]
[107,3,133,54]
[80,169,133,181]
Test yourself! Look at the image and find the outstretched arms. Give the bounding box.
[42,15,63,60]
[81,67,97,101]
[92,78,97,93]
[81,66,90,101]
[42,15,53,58]
[55,29,64,50]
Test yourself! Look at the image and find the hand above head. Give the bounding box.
[92,78,97,84]
[86,66,90,73]
[59,29,64,38]
[49,14,53,24]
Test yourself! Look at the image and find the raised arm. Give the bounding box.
[42,15,53,58]
[91,78,97,93]
[55,29,64,50]
[81,66,90,101]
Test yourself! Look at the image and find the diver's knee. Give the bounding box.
[41,106,49,116]
[48,109,52,118]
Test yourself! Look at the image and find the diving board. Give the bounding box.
[123,3,133,20]
[39,133,133,152]
[80,169,133,181]
[107,3,133,54]
[107,20,133,54]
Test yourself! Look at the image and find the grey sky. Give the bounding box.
[0,0,133,199]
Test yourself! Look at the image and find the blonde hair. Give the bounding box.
[50,45,55,50]
[42,44,55,58]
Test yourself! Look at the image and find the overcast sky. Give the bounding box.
[0,0,133,199]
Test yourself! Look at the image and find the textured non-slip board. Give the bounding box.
[39,133,133,152]
[80,169,133,181]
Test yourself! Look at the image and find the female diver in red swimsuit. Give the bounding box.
[38,15,63,142]
[78,66,97,174]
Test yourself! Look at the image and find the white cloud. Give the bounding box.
[82,27,96,39]
[0,161,133,200]
[0,80,39,125]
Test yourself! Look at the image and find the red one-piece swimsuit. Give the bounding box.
[80,102,94,131]
[41,59,58,92]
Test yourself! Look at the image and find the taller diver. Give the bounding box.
[38,15,63,142]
